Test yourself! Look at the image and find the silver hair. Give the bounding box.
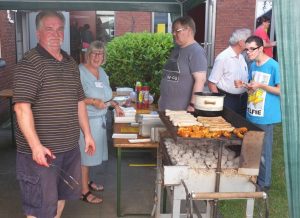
[228,28,251,46]
[36,11,65,29]
[85,40,107,64]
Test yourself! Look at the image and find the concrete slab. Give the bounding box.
[0,112,156,218]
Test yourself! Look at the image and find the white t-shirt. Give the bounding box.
[208,46,248,94]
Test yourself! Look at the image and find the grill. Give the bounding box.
[153,107,267,218]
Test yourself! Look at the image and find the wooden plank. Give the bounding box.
[238,131,265,175]
[113,116,158,148]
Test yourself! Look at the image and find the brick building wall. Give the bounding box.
[214,0,256,56]
[115,11,152,36]
[0,11,16,122]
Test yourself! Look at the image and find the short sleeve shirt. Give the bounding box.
[13,44,85,154]
[158,42,207,111]
[246,58,281,124]
[208,46,248,94]
[254,26,273,58]
[79,64,113,117]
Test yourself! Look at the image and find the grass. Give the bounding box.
[219,124,289,218]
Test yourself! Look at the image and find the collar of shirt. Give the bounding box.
[36,43,70,61]
[227,46,240,58]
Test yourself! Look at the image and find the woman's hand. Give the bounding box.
[93,99,107,109]
[84,134,96,156]
[115,105,125,117]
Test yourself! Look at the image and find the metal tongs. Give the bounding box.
[46,153,79,190]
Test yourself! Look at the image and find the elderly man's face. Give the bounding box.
[36,16,64,52]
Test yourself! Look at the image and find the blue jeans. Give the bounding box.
[256,124,274,187]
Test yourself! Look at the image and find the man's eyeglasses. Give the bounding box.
[172,28,187,34]
[244,46,261,53]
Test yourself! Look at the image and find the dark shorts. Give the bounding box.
[16,147,82,218]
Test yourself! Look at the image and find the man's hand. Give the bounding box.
[32,145,56,167]
[84,135,96,156]
[247,81,261,90]
[187,105,195,112]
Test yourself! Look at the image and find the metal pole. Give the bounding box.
[212,140,223,218]
[117,147,122,217]
[9,97,15,146]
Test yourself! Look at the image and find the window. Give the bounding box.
[96,11,115,42]
[153,12,170,33]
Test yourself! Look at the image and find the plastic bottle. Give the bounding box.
[135,81,142,92]
[135,81,143,109]
[142,83,150,109]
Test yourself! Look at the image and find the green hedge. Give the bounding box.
[103,32,174,99]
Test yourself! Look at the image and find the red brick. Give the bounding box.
[115,12,152,36]
[0,11,16,120]
[215,0,256,56]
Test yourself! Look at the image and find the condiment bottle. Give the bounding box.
[142,83,150,109]
[135,81,143,109]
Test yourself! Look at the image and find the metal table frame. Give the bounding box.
[0,89,15,146]
[113,122,158,217]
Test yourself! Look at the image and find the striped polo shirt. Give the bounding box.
[13,44,85,154]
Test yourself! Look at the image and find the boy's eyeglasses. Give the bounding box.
[244,46,261,53]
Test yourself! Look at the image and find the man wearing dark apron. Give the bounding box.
[158,16,207,112]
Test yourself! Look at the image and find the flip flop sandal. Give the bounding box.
[81,191,103,204]
[88,181,104,191]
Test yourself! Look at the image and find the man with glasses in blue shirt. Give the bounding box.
[235,35,281,191]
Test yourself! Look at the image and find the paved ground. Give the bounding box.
[0,111,217,218]
[0,112,157,218]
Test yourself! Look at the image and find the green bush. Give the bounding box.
[103,32,174,100]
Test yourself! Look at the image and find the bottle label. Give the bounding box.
[138,91,143,103]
